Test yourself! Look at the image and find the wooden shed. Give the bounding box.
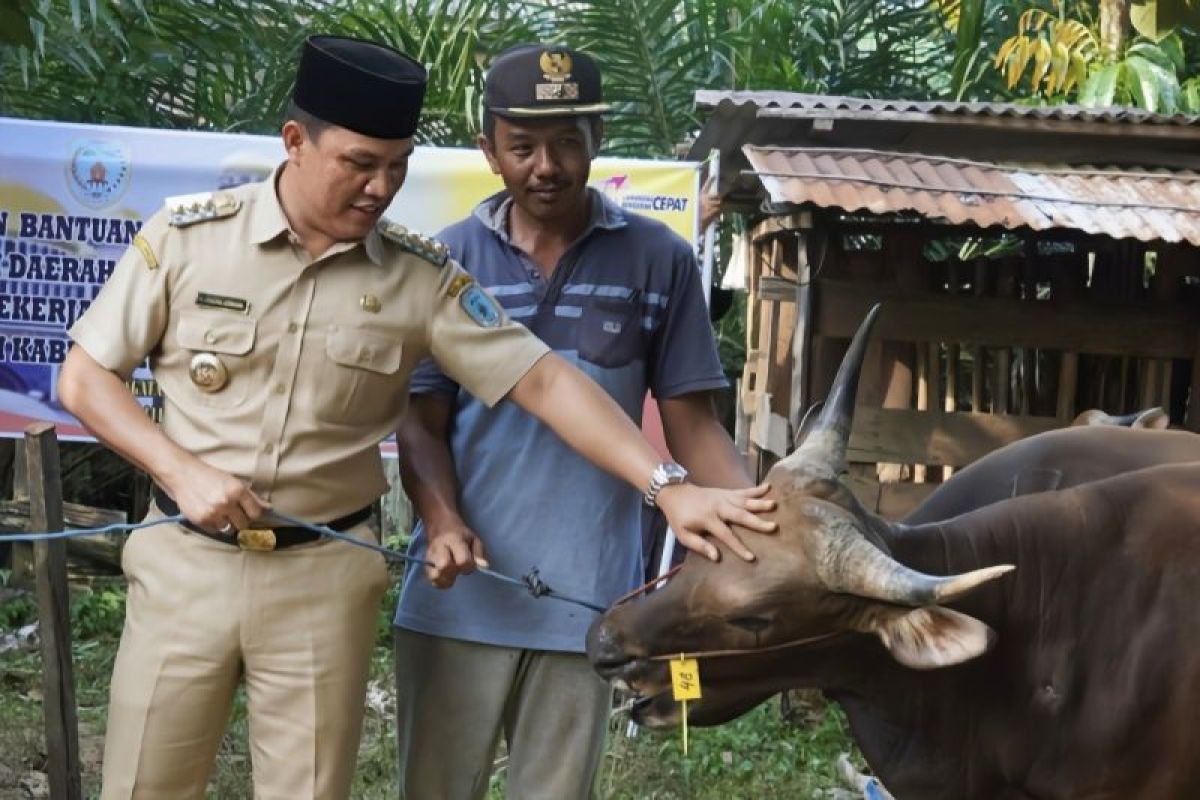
[691,91,1200,519]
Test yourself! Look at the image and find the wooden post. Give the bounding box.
[1057,353,1079,422]
[1140,359,1161,411]
[943,343,958,479]
[8,440,34,581]
[24,423,83,800]
[790,232,812,433]
[381,459,412,541]
[914,345,929,484]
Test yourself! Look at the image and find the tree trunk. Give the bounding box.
[1099,0,1131,61]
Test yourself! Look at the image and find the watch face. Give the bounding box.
[662,463,688,482]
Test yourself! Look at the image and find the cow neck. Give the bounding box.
[836,486,1127,799]
[887,486,1096,627]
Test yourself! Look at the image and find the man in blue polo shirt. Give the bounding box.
[392,44,759,798]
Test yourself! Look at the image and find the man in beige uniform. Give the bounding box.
[57,34,774,800]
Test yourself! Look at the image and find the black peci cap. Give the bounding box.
[484,44,611,118]
[292,35,428,139]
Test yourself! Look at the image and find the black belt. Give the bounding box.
[152,487,372,551]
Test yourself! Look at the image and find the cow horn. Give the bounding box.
[814,507,1015,606]
[787,304,881,474]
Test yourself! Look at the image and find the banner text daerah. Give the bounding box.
[3,253,117,285]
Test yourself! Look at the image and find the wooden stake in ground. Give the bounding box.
[25,422,83,800]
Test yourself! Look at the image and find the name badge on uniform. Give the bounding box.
[460,285,502,328]
[196,292,250,314]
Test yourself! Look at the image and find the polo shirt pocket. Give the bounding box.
[175,309,257,408]
[578,296,643,369]
[316,325,404,425]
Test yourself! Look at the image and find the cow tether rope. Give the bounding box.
[645,630,844,661]
[8,512,607,613]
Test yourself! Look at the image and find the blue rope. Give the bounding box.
[4,514,189,541]
[7,512,606,614]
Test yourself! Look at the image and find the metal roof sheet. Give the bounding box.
[743,146,1200,244]
[697,90,1200,128]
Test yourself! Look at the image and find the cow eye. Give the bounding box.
[728,616,770,634]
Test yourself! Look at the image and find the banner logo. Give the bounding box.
[65,139,131,209]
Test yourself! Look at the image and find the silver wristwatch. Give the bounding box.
[644,462,688,507]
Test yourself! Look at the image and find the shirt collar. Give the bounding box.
[248,162,384,266]
[474,187,627,244]
[248,163,292,245]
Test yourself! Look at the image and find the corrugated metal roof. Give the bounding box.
[697,90,1200,128]
[743,146,1200,244]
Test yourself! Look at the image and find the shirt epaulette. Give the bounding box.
[379,220,449,267]
[166,191,242,227]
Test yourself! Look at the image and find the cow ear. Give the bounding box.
[862,605,996,669]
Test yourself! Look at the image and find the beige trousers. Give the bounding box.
[393,628,612,800]
[100,512,388,800]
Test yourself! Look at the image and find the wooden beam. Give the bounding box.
[750,210,813,242]
[752,106,1200,141]
[0,499,125,531]
[845,474,939,521]
[24,423,82,800]
[759,275,798,302]
[815,279,1200,358]
[847,407,1062,467]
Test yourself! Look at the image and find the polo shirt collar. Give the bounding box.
[474,187,627,244]
[248,162,384,266]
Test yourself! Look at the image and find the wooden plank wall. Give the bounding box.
[740,217,1200,520]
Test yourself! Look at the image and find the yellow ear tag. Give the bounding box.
[670,654,701,754]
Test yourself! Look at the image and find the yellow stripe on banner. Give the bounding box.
[132,234,158,271]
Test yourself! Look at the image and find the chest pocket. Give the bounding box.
[175,309,257,408]
[315,325,405,425]
[578,296,644,369]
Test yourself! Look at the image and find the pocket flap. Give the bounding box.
[177,309,256,355]
[326,326,403,375]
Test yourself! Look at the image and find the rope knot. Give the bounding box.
[522,567,551,598]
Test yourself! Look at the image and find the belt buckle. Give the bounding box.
[237,528,277,551]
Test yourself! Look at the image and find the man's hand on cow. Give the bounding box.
[425,520,489,589]
[161,456,270,535]
[655,483,776,562]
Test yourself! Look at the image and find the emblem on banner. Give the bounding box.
[66,139,132,209]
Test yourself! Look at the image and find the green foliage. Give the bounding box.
[71,584,126,639]
[0,591,36,630]
[987,1,1200,113]
[596,700,856,798]
[1131,0,1200,42]
[1075,33,1193,110]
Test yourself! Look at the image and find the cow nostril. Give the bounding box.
[586,621,634,671]
[728,616,771,634]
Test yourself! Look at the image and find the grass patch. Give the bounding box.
[1,573,861,798]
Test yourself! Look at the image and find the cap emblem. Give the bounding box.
[539,50,573,81]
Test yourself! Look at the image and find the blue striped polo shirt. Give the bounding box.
[393,188,727,652]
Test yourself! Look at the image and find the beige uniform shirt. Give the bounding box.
[69,169,549,521]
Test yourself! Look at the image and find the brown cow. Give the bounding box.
[589,307,1200,799]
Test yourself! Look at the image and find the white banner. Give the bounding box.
[0,116,700,440]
